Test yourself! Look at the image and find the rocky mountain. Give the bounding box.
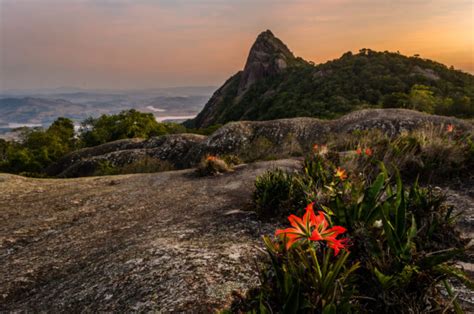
[47,109,472,178]
[185,30,474,128]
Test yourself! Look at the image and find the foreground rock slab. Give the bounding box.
[0,159,300,312]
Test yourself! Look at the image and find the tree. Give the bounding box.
[451,96,473,117]
[0,139,9,163]
[79,109,186,147]
[48,117,75,143]
[409,85,436,113]
[383,92,410,108]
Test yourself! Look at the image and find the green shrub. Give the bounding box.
[253,169,307,218]
[0,112,188,176]
[254,169,292,218]
[79,109,186,147]
[0,117,77,176]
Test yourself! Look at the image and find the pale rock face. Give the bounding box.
[412,65,440,80]
[276,58,288,69]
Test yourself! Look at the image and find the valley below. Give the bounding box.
[0,86,215,138]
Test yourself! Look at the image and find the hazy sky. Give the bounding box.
[1,0,473,91]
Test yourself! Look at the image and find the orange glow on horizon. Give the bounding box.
[0,0,472,91]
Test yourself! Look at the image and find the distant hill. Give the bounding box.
[186,30,474,128]
[0,97,87,128]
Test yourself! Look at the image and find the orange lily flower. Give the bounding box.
[446,124,454,133]
[275,203,350,255]
[335,167,348,180]
[275,203,316,249]
[356,148,362,155]
[326,237,350,256]
[365,148,373,156]
[309,212,347,242]
[313,144,319,152]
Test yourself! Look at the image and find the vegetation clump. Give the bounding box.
[196,155,233,176]
[79,109,186,147]
[0,118,77,176]
[254,169,303,218]
[239,142,472,313]
[328,124,474,182]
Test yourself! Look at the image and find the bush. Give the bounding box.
[0,111,188,176]
[254,169,293,218]
[253,148,338,219]
[79,109,186,147]
[0,118,77,176]
[196,155,232,176]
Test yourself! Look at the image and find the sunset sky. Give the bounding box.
[0,0,473,91]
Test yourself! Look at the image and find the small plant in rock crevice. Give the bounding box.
[196,155,233,176]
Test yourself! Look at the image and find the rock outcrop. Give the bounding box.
[47,134,206,178]
[48,109,472,178]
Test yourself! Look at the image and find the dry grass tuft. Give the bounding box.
[196,155,233,176]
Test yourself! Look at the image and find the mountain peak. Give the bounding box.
[256,29,275,40]
[238,30,300,94]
